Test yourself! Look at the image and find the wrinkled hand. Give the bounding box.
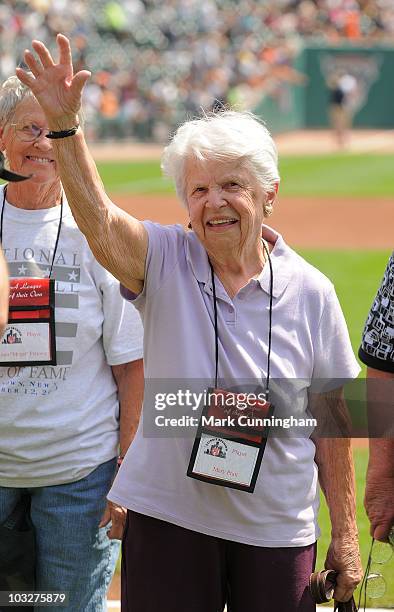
[325,536,362,602]
[99,501,127,540]
[365,471,394,542]
[16,34,90,126]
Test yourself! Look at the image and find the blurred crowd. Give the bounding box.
[1,0,394,141]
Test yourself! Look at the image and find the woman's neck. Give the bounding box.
[208,242,268,298]
[5,181,62,210]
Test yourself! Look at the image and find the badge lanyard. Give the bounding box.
[210,240,273,398]
[187,241,275,493]
[0,187,63,366]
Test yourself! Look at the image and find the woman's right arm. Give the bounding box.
[17,34,147,294]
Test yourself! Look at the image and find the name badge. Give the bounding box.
[0,278,57,366]
[187,387,274,493]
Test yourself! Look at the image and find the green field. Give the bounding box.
[97,152,394,197]
[298,250,391,359]
[106,153,392,605]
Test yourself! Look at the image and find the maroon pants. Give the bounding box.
[121,511,317,612]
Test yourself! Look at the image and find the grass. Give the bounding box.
[97,153,394,197]
[297,249,391,360]
[2,151,394,196]
[278,153,394,197]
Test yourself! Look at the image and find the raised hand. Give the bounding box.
[16,34,91,127]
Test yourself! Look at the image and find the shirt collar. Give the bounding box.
[185,225,292,298]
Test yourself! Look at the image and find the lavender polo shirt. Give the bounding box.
[108,222,360,547]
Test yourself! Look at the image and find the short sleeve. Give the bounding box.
[121,221,186,307]
[99,268,143,366]
[358,253,394,373]
[311,284,360,392]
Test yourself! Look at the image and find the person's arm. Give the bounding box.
[16,34,147,294]
[99,358,144,540]
[364,367,394,542]
[112,359,144,457]
[0,249,9,336]
[310,388,362,603]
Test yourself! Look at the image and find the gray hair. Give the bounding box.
[161,110,280,216]
[0,75,35,129]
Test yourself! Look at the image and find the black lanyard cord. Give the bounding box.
[209,241,274,397]
[264,240,273,399]
[0,186,63,279]
[211,260,219,387]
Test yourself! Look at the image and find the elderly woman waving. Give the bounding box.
[18,35,362,612]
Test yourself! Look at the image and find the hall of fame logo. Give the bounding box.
[203,438,228,459]
[1,326,22,345]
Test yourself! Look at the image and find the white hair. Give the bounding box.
[0,75,35,129]
[161,110,280,215]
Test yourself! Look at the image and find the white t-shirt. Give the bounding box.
[0,185,143,487]
[109,222,360,547]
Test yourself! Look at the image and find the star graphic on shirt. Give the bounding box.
[42,268,51,278]
[68,270,79,282]
[18,264,27,275]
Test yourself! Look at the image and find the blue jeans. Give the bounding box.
[0,458,120,612]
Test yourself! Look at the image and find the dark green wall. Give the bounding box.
[253,51,306,133]
[304,45,394,128]
[254,44,394,131]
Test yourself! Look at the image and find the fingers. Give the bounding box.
[107,520,125,540]
[99,505,111,528]
[73,70,92,94]
[57,33,73,67]
[333,582,354,603]
[373,523,391,542]
[32,40,55,69]
[22,49,44,78]
[15,67,35,89]
[332,569,361,602]
[106,503,127,540]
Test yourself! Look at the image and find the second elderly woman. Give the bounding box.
[0,73,144,610]
[17,34,363,612]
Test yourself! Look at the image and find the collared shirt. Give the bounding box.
[110,222,359,547]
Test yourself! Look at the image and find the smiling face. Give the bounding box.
[185,157,267,257]
[0,97,58,187]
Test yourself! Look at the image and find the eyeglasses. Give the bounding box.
[358,530,394,609]
[10,122,50,142]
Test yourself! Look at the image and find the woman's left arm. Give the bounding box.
[311,388,363,603]
[112,359,144,457]
[99,358,144,540]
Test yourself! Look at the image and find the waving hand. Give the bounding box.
[16,34,90,126]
